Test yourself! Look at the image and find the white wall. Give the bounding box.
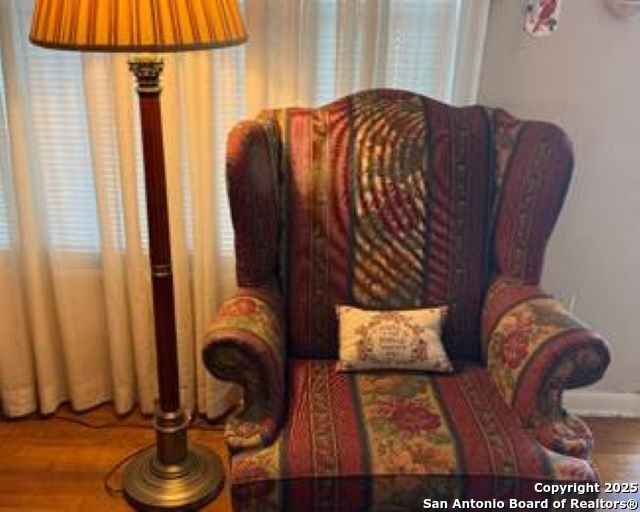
[479,0,640,394]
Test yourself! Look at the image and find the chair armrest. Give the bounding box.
[202,286,286,452]
[482,278,610,459]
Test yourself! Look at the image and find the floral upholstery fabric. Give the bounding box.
[203,286,285,451]
[483,278,610,459]
[202,90,610,511]
[231,360,599,512]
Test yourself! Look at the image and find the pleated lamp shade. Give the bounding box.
[30,0,247,52]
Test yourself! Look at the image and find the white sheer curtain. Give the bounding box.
[0,0,489,418]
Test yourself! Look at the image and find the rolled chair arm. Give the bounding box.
[202,286,286,452]
[482,278,610,459]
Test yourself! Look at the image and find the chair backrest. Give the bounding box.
[226,89,573,362]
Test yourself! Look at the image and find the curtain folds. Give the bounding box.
[0,0,489,418]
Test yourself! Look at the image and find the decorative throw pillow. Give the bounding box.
[336,305,453,372]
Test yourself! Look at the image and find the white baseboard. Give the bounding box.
[563,390,640,418]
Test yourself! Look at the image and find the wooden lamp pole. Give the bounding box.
[29,1,248,509]
[129,58,181,415]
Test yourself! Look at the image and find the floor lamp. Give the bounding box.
[29,1,247,510]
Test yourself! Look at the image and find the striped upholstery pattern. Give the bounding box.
[231,360,599,512]
[30,0,247,52]
[202,90,611,512]
[264,90,492,360]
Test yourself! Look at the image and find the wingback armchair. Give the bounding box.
[203,90,610,511]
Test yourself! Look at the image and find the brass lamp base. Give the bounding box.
[122,443,224,511]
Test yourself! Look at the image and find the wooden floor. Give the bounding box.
[0,406,231,512]
[588,417,640,483]
[1,408,639,511]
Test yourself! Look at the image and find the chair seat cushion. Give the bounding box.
[231,360,597,511]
